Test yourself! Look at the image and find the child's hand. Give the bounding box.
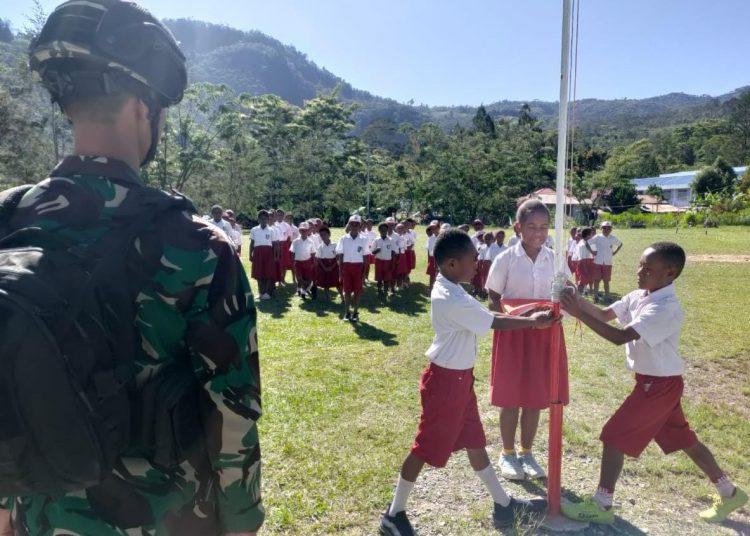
[560,287,583,317]
[530,309,558,329]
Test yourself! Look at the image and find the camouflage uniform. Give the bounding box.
[2,155,263,535]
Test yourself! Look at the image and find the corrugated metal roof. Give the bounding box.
[632,166,747,191]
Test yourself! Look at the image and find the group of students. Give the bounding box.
[248,211,425,321]
[379,199,746,536]
[566,221,623,302]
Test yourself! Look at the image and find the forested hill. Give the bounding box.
[164,18,747,137]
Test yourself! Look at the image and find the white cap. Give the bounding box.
[430,220,439,227]
[385,216,396,224]
[299,222,310,230]
[348,214,362,224]
[600,221,613,228]
[440,223,451,231]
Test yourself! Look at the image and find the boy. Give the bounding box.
[315,226,341,300]
[336,214,369,321]
[560,242,747,524]
[372,222,396,297]
[590,221,622,302]
[575,227,596,295]
[380,229,554,536]
[250,209,278,300]
[425,222,439,290]
[566,227,578,274]
[290,222,316,299]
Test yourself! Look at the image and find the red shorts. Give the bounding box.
[576,258,594,285]
[395,253,409,276]
[294,258,315,281]
[250,245,276,280]
[375,258,393,282]
[411,363,487,468]
[600,374,697,458]
[479,260,491,288]
[592,263,613,282]
[426,255,437,277]
[282,239,294,269]
[340,262,364,294]
[315,258,340,288]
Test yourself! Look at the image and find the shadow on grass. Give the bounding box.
[722,517,750,536]
[351,320,399,346]
[255,283,294,318]
[374,282,429,317]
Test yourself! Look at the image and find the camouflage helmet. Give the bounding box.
[29,0,187,108]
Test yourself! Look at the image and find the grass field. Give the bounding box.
[244,226,750,536]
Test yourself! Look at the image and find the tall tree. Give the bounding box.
[472,105,496,137]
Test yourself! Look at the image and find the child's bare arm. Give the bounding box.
[561,290,636,345]
[490,310,558,331]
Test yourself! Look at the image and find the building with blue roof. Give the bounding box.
[631,166,747,208]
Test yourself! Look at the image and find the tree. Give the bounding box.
[606,182,640,214]
[728,90,750,160]
[472,105,496,137]
[0,19,13,43]
[691,167,731,197]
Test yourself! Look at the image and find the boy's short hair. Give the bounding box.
[648,242,686,277]
[516,199,550,224]
[319,226,330,235]
[581,227,594,239]
[378,223,389,232]
[62,93,132,124]
[434,229,474,266]
[258,209,269,218]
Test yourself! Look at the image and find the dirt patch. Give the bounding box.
[684,355,750,419]
[688,254,750,263]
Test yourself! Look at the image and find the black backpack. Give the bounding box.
[0,181,196,496]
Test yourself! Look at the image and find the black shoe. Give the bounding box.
[343,311,351,321]
[379,510,416,536]
[351,312,359,323]
[311,285,318,299]
[493,497,547,528]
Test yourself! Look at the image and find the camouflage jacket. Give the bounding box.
[2,156,263,536]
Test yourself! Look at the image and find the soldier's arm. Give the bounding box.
[184,234,264,534]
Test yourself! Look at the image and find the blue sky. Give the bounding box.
[4,0,749,106]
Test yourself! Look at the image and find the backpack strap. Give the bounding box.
[0,185,34,237]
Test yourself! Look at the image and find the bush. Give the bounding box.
[606,207,750,228]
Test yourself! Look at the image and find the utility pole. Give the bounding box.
[366,146,371,217]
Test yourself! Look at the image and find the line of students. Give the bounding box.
[566,221,623,302]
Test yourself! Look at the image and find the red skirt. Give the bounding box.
[576,258,594,286]
[426,255,437,277]
[471,263,483,288]
[251,245,276,280]
[406,249,416,271]
[395,253,409,276]
[316,258,340,288]
[489,298,569,409]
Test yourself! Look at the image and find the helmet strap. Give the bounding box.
[141,105,161,168]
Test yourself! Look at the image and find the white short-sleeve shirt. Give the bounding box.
[576,240,595,260]
[335,233,369,263]
[485,241,567,299]
[507,235,520,248]
[426,275,495,370]
[290,237,315,261]
[316,242,337,259]
[373,237,395,260]
[590,234,622,265]
[426,235,437,256]
[250,225,276,247]
[566,238,577,257]
[486,243,506,263]
[392,234,406,254]
[289,224,300,240]
[607,283,684,376]
[477,244,489,261]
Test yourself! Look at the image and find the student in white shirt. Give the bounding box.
[314,226,341,300]
[575,227,596,294]
[284,213,299,284]
[207,204,236,246]
[393,223,409,291]
[274,209,293,285]
[379,229,554,536]
[425,223,439,290]
[290,222,316,299]
[589,221,623,302]
[566,227,578,274]
[335,215,369,322]
[249,210,277,300]
[363,219,377,282]
[486,230,507,264]
[560,242,747,525]
[371,222,396,296]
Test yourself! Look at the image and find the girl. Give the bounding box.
[575,227,596,295]
[484,200,570,481]
[425,223,438,290]
[315,227,341,301]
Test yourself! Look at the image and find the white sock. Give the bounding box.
[714,475,735,498]
[388,476,415,516]
[476,465,510,507]
[593,486,613,510]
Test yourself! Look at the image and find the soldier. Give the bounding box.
[0,1,263,535]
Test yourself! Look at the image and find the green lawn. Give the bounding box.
[246,227,750,536]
